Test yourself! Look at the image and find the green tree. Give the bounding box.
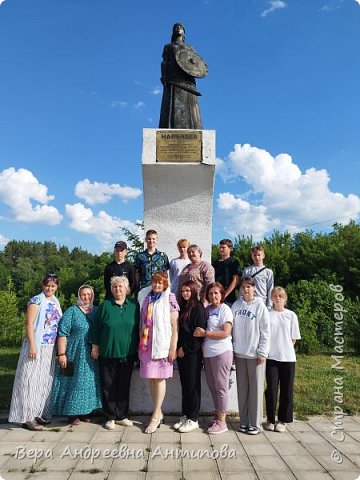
[287,279,356,354]
[232,235,254,271]
[0,278,23,346]
[263,231,293,286]
[122,221,144,262]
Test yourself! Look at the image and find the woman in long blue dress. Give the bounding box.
[51,285,102,424]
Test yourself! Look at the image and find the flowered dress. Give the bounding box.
[51,305,102,416]
[9,293,62,423]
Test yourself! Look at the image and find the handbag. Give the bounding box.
[60,361,74,376]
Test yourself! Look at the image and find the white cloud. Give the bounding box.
[111,100,127,109]
[75,179,142,205]
[216,193,280,240]
[65,202,143,250]
[261,1,287,17]
[150,87,162,96]
[319,0,344,11]
[0,168,63,225]
[0,234,10,248]
[0,0,6,5]
[133,101,145,109]
[216,144,360,239]
[354,0,360,5]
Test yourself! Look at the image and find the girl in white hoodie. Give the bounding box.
[232,276,270,434]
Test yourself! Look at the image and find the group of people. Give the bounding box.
[8,229,300,437]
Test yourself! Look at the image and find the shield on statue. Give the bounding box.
[175,45,208,78]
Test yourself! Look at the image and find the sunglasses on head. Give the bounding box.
[45,273,58,280]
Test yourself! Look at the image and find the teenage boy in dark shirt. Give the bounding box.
[104,241,136,299]
[213,239,241,306]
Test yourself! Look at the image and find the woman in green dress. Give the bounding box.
[51,285,102,424]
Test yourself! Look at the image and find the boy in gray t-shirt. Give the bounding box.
[242,245,274,309]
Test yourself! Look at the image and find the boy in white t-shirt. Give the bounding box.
[169,239,191,295]
[264,287,301,432]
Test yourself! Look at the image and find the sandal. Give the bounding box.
[23,420,43,431]
[80,415,91,423]
[69,416,81,426]
[145,418,162,434]
[35,416,51,425]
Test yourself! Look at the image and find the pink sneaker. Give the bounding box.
[207,419,228,435]
[206,415,217,428]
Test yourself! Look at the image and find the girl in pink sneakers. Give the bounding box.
[194,282,233,434]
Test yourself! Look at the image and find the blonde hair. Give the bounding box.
[111,276,130,295]
[187,244,202,257]
[251,245,264,253]
[177,238,190,248]
[271,286,288,305]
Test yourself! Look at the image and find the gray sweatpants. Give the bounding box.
[235,357,265,429]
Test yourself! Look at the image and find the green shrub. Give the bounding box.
[287,279,358,354]
[0,279,24,347]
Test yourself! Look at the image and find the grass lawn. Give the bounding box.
[0,348,359,418]
[0,347,20,410]
[294,353,359,418]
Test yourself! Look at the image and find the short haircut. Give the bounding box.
[219,239,233,249]
[187,244,202,257]
[205,282,226,303]
[271,286,288,305]
[42,273,59,285]
[146,229,158,237]
[151,271,169,290]
[240,276,256,288]
[177,238,190,248]
[110,276,130,295]
[251,245,264,253]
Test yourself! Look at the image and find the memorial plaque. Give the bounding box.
[156,130,202,162]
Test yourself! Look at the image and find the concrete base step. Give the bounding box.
[129,367,238,414]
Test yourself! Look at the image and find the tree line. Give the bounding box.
[0,222,359,353]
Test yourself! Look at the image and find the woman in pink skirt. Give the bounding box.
[138,272,179,433]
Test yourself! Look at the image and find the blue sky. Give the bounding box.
[1,0,359,253]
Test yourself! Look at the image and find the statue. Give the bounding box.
[159,23,208,130]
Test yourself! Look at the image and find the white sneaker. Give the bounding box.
[173,415,187,430]
[263,421,275,431]
[104,420,115,430]
[115,418,133,427]
[178,419,199,433]
[275,421,287,432]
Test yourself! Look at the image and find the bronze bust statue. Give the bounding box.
[159,23,208,130]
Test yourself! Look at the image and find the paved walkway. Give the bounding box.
[0,415,359,480]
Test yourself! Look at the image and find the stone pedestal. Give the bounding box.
[129,368,238,414]
[142,128,215,262]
